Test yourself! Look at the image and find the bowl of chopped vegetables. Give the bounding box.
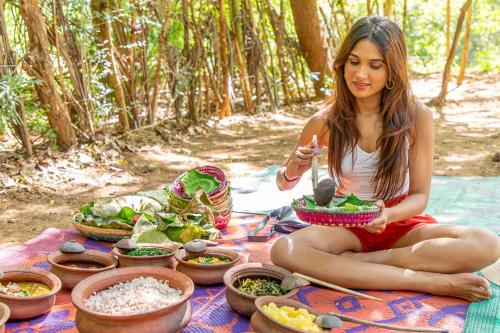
[48,249,118,289]
[175,248,240,285]
[112,243,177,269]
[72,266,194,333]
[0,302,10,333]
[0,266,61,320]
[292,193,380,227]
[223,263,298,318]
[251,296,329,333]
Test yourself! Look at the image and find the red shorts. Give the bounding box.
[346,195,437,252]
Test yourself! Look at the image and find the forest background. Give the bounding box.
[0,0,499,246]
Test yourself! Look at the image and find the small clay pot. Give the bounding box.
[0,302,10,333]
[175,248,240,285]
[71,266,194,333]
[112,243,177,269]
[223,263,298,317]
[47,250,118,289]
[0,266,61,320]
[251,296,330,333]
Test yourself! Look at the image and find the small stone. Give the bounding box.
[114,238,138,250]
[7,219,14,224]
[492,152,500,162]
[183,240,207,253]
[59,240,85,253]
[315,314,343,329]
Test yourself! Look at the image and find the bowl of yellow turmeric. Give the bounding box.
[251,296,329,333]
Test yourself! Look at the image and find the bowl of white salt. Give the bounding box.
[71,266,194,333]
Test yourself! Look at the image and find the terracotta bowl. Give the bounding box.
[251,296,330,333]
[223,263,298,317]
[47,250,118,289]
[0,266,61,320]
[112,243,177,269]
[71,266,194,333]
[175,248,240,285]
[0,302,10,333]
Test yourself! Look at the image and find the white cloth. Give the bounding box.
[337,144,409,201]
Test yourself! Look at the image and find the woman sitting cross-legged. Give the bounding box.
[271,16,500,302]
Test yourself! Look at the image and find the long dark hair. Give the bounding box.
[325,16,416,200]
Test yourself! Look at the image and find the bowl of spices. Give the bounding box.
[223,262,298,317]
[47,241,118,289]
[0,266,61,319]
[0,301,10,333]
[175,247,240,285]
[112,240,177,269]
[71,266,194,333]
[251,296,329,333]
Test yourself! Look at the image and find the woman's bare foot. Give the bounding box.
[431,273,492,302]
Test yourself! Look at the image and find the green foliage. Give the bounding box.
[0,74,36,131]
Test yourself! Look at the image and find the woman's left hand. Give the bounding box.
[364,200,389,234]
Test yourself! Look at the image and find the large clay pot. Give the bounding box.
[0,302,10,333]
[47,250,118,289]
[112,243,177,269]
[223,262,298,317]
[0,266,61,319]
[71,266,194,333]
[175,248,240,285]
[251,296,330,333]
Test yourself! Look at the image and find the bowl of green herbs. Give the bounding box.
[112,243,177,269]
[223,263,298,318]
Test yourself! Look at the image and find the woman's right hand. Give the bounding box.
[286,135,321,178]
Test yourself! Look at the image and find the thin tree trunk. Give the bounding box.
[290,0,331,98]
[429,0,472,106]
[402,0,408,36]
[384,0,394,17]
[457,5,472,86]
[128,0,140,128]
[19,0,76,150]
[0,0,32,156]
[445,0,452,81]
[218,0,231,118]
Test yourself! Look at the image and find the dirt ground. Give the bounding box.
[1,73,499,248]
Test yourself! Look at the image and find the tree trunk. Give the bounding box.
[457,5,472,86]
[445,0,452,81]
[0,0,32,156]
[402,0,408,35]
[289,0,331,98]
[384,0,394,17]
[429,0,472,106]
[218,0,232,118]
[128,0,140,128]
[19,0,76,150]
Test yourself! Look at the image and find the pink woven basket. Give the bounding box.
[293,199,379,227]
[172,166,227,199]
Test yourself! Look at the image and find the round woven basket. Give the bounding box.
[172,166,227,199]
[72,221,132,242]
[292,199,379,227]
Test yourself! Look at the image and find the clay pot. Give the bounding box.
[0,266,61,320]
[223,263,298,317]
[112,243,177,269]
[71,266,194,333]
[0,302,10,333]
[175,248,240,285]
[47,250,118,289]
[251,296,330,333]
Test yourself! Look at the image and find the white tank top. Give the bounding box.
[337,144,410,201]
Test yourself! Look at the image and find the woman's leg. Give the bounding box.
[271,225,492,302]
[344,225,500,273]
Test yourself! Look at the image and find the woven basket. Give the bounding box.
[292,199,379,227]
[172,166,227,199]
[72,221,132,242]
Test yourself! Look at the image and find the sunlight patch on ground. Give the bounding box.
[442,152,488,163]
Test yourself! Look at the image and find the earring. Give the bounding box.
[385,81,394,90]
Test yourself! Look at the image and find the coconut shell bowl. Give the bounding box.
[47,241,118,290]
[0,266,62,320]
[223,263,299,318]
[112,243,177,269]
[0,302,10,333]
[251,296,330,333]
[174,247,240,285]
[71,266,194,333]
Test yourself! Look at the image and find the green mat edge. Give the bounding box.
[464,280,500,333]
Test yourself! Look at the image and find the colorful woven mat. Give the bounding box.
[1,213,470,333]
[463,281,500,333]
